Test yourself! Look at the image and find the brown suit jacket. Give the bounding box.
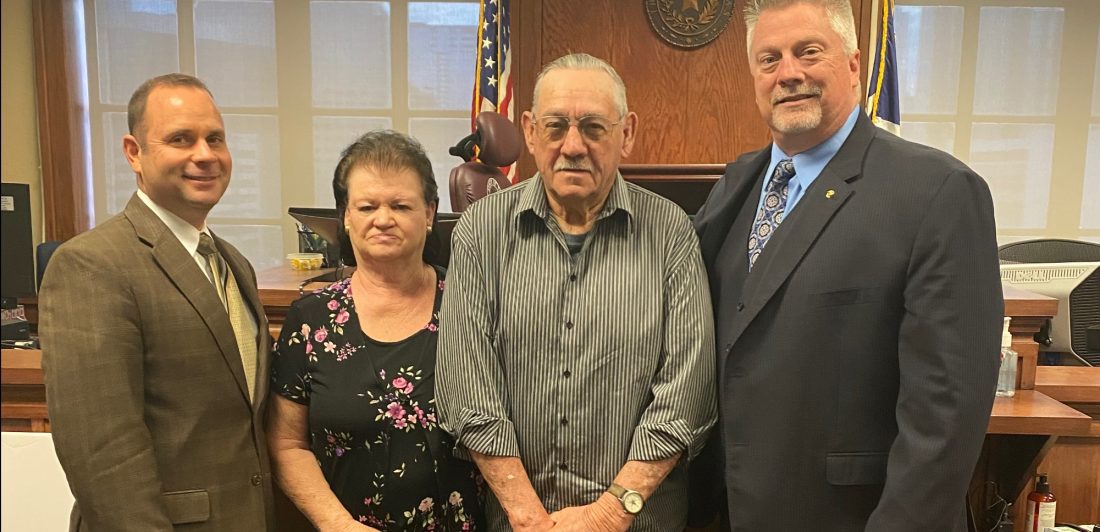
[40,194,274,531]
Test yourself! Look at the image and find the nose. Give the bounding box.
[775,55,805,86]
[372,206,396,227]
[560,123,588,157]
[192,139,217,162]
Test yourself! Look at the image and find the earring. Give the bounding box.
[344,225,351,233]
[426,225,433,234]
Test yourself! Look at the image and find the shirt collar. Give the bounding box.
[136,189,210,256]
[513,172,635,232]
[770,105,861,177]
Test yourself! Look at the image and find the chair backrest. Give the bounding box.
[36,241,62,290]
[448,112,523,212]
[998,238,1100,264]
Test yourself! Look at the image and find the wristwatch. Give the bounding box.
[606,483,644,515]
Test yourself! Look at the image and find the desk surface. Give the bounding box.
[1034,366,1100,403]
[987,389,1092,436]
[257,267,337,308]
[1001,284,1058,317]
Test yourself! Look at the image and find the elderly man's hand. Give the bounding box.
[548,494,631,532]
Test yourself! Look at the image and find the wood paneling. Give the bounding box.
[32,0,91,241]
[1027,435,1100,528]
[512,0,872,184]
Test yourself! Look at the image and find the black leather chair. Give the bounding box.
[447,111,523,212]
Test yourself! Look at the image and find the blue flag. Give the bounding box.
[867,0,900,134]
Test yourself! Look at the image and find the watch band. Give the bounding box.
[607,482,644,514]
[607,483,628,498]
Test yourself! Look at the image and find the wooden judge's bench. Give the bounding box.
[3,278,1098,531]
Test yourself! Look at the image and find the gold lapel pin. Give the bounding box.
[825,189,836,199]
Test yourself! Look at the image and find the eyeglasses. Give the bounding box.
[534,115,621,143]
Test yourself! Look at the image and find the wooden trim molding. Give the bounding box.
[620,164,726,181]
[33,0,92,242]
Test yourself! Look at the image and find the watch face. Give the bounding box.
[623,492,644,514]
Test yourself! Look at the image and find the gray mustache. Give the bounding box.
[554,160,593,172]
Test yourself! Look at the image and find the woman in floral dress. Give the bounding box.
[268,131,482,531]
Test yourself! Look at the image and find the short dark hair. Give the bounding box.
[127,73,214,142]
[333,130,441,267]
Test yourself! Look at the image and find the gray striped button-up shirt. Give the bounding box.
[437,173,717,531]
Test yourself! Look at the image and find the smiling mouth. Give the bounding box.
[775,94,815,105]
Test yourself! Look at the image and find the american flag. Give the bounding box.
[472,0,514,181]
[867,0,900,134]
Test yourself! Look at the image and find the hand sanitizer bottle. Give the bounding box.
[996,317,1017,398]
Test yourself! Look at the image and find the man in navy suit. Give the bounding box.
[691,1,1003,530]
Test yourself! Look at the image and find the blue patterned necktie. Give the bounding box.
[747,159,796,270]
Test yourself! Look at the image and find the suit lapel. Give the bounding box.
[123,196,253,404]
[727,115,877,347]
[696,149,771,266]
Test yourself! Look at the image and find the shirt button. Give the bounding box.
[563,370,571,378]
[565,321,574,329]
[569,274,577,282]
[250,473,262,486]
[737,301,745,311]
[560,417,568,426]
[559,462,568,471]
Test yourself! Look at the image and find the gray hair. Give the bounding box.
[744,0,858,58]
[531,53,628,118]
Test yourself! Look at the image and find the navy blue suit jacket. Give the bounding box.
[692,113,1002,531]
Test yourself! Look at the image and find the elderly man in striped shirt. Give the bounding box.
[437,52,717,532]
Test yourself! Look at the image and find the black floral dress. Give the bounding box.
[272,267,483,531]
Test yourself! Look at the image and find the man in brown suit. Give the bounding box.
[40,74,273,531]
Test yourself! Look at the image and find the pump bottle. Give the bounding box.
[1024,473,1056,532]
[996,317,1017,397]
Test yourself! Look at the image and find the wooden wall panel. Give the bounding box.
[512,0,872,183]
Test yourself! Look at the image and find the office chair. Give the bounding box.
[448,111,522,212]
[35,241,62,291]
[998,238,1100,264]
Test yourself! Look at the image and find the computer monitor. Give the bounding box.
[1,183,36,308]
[999,262,1100,365]
[288,207,462,269]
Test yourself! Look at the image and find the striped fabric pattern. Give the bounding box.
[437,174,717,530]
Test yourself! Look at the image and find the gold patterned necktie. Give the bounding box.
[197,233,258,402]
[747,158,796,270]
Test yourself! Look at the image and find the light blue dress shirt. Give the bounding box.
[755,105,861,218]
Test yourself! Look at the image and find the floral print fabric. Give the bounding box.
[273,268,482,531]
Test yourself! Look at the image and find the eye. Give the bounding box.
[357,204,376,213]
[581,121,608,138]
[207,134,225,146]
[801,47,823,58]
[543,119,567,132]
[168,134,191,145]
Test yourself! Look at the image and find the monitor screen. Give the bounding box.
[1000,261,1100,364]
[1,183,36,302]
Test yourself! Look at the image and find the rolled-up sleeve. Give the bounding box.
[436,217,520,459]
[628,221,717,462]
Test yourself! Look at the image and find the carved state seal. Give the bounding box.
[645,0,735,49]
